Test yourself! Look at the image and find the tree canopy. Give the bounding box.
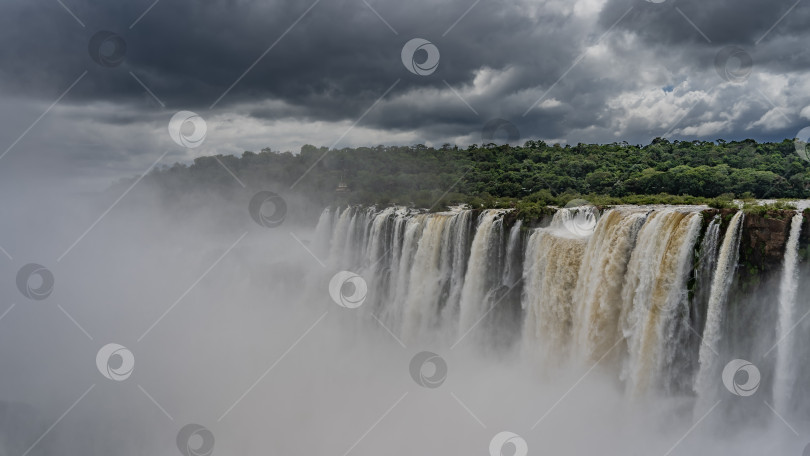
[145,138,810,210]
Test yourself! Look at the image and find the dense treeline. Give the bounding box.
[145,138,810,210]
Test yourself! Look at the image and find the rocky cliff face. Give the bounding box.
[695,208,802,333]
[742,211,793,266]
[700,208,799,273]
[720,209,806,292]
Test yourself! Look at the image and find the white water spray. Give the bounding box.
[694,211,744,407]
[773,212,803,413]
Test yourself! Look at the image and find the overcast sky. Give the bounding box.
[1,0,809,184]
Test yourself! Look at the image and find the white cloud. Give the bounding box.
[746,108,790,131]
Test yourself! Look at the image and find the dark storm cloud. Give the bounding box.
[0,0,587,129]
[599,0,810,83]
[0,0,556,110]
[601,0,808,46]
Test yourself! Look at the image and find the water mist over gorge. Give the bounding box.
[1,176,810,455]
[1,159,801,443]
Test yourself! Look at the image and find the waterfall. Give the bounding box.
[313,207,334,256]
[317,203,808,418]
[323,206,476,339]
[521,228,588,362]
[457,210,505,338]
[328,206,353,267]
[385,214,427,331]
[363,207,395,268]
[401,213,467,341]
[571,208,646,362]
[773,212,803,413]
[361,207,401,319]
[552,205,598,237]
[694,211,744,406]
[693,217,721,335]
[619,209,703,395]
[502,220,523,287]
[440,209,473,325]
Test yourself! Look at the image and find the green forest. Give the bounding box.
[147,138,810,212]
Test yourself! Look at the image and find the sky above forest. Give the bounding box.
[1,0,809,183]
